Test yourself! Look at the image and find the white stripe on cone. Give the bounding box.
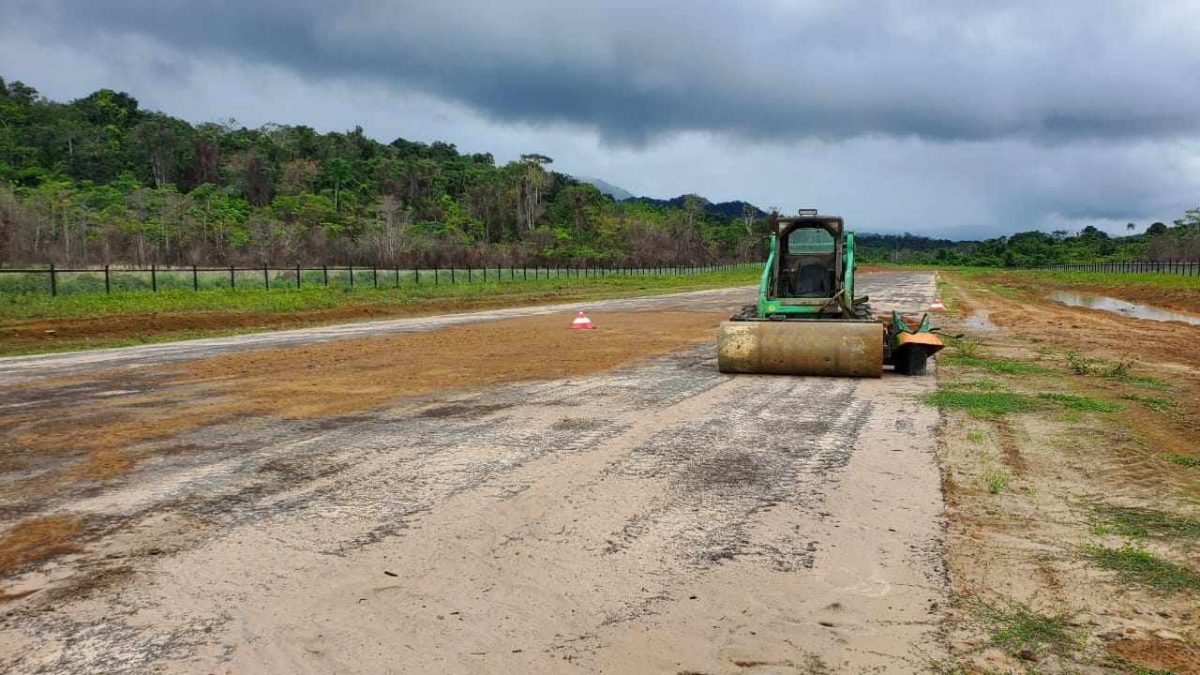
[571,311,596,329]
[929,299,946,311]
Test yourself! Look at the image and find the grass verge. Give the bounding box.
[1162,454,1200,468]
[940,355,1059,376]
[0,267,759,355]
[1082,544,1200,594]
[0,267,759,321]
[925,389,1120,417]
[980,601,1078,660]
[1090,505,1200,540]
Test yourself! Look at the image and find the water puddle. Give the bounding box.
[1048,292,1200,326]
[964,310,998,332]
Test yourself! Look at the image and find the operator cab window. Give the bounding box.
[786,227,835,254]
[783,226,836,297]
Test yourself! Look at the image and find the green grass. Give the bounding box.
[1089,505,1200,540]
[940,355,1060,376]
[982,467,1014,494]
[944,335,983,359]
[0,266,760,322]
[1035,392,1122,412]
[946,378,1002,391]
[966,430,987,444]
[925,390,1041,416]
[927,388,1121,417]
[1119,393,1175,412]
[980,601,1078,659]
[1115,373,1170,390]
[1082,543,1200,594]
[1010,269,1200,292]
[1163,454,1200,468]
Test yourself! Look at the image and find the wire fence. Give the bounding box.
[1026,261,1199,276]
[0,262,757,297]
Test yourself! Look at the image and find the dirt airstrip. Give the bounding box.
[1,276,949,674]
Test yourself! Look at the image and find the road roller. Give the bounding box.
[717,210,943,377]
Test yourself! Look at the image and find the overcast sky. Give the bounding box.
[3,0,1199,238]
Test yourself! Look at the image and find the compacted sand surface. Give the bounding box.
[0,274,945,674]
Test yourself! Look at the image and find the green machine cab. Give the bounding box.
[717,210,943,377]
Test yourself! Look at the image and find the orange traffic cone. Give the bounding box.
[570,311,596,329]
[929,299,946,311]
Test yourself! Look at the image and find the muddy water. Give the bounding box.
[964,309,998,332]
[1048,291,1200,326]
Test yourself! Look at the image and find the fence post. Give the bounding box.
[151,264,157,292]
[323,265,328,286]
[395,266,400,288]
[297,263,302,289]
[263,264,269,290]
[104,264,110,295]
[49,263,57,297]
[193,264,199,291]
[468,266,472,283]
[349,266,354,287]
[523,266,527,281]
[373,266,378,288]
[230,265,236,289]
[451,267,455,284]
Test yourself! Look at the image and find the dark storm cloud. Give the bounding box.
[8,0,1200,144]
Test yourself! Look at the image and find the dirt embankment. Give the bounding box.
[935,272,1200,673]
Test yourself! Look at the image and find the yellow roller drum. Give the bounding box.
[717,320,883,377]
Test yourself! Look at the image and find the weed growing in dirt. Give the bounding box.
[925,391,1039,417]
[988,285,1020,300]
[980,601,1078,660]
[982,467,1014,494]
[1118,394,1175,412]
[1066,350,1100,375]
[956,379,1001,391]
[1115,373,1170,390]
[947,336,983,359]
[1163,454,1200,468]
[940,355,1059,376]
[1090,505,1200,540]
[1082,543,1200,594]
[1065,351,1166,389]
[925,658,977,675]
[1036,393,1122,412]
[967,430,987,444]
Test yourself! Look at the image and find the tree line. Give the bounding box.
[856,217,1200,266]
[0,78,766,268]
[0,76,1195,270]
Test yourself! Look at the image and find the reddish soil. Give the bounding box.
[174,310,728,418]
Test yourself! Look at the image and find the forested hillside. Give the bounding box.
[0,77,1196,268]
[0,79,767,268]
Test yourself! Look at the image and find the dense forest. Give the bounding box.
[0,77,1196,269]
